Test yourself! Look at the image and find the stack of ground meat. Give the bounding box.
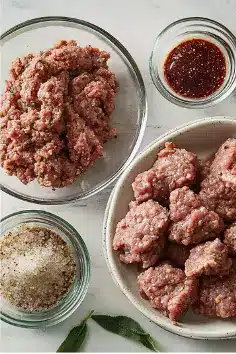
[0,40,117,188]
[113,139,236,323]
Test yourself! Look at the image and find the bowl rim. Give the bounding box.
[0,16,147,205]
[103,116,236,340]
[0,209,91,328]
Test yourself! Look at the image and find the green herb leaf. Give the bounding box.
[57,310,94,352]
[91,315,160,352]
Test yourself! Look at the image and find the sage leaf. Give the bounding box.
[91,315,160,352]
[57,310,94,352]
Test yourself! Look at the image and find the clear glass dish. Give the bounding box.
[0,210,90,328]
[0,16,147,204]
[150,17,236,108]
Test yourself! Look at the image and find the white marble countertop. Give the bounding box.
[1,0,236,352]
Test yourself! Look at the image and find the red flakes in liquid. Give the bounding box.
[164,38,226,99]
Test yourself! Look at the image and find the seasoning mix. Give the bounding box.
[0,226,76,311]
[164,38,226,99]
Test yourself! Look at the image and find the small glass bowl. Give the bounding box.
[0,210,90,328]
[149,17,236,108]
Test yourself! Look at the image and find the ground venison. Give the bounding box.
[200,174,236,222]
[0,40,117,188]
[194,264,236,318]
[185,238,232,277]
[200,139,236,222]
[66,105,103,172]
[138,263,198,322]
[169,187,224,245]
[169,207,224,246]
[132,169,168,205]
[210,138,236,185]
[132,142,197,204]
[169,186,202,222]
[113,200,169,268]
[224,222,236,255]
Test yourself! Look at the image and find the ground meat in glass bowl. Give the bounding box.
[0,40,118,188]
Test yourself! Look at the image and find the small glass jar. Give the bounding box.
[0,210,90,328]
[149,17,236,108]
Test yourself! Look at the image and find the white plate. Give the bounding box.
[103,117,236,340]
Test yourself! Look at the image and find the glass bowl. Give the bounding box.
[0,210,90,328]
[150,17,236,108]
[0,16,147,204]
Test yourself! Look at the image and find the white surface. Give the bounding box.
[104,117,236,340]
[1,0,236,352]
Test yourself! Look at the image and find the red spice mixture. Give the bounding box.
[164,38,226,99]
[0,40,118,188]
